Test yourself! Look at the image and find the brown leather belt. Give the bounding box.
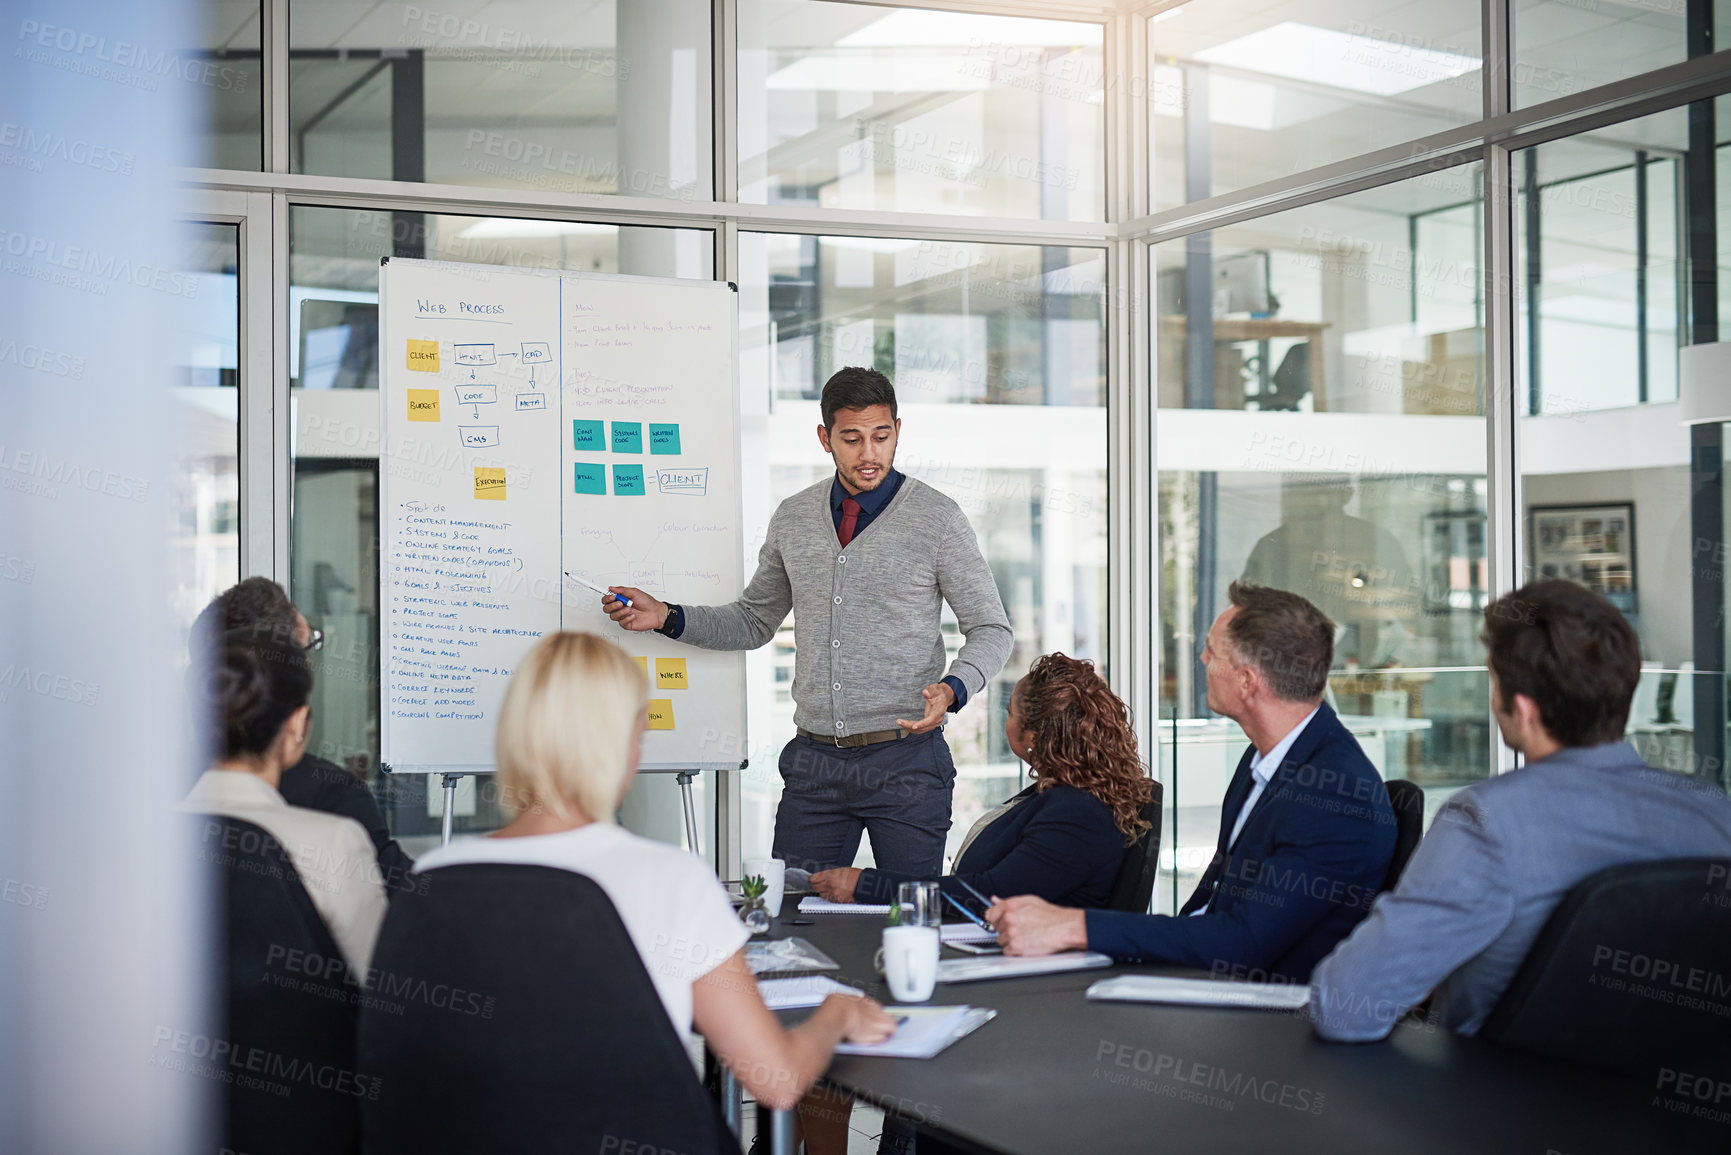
[797,726,909,749]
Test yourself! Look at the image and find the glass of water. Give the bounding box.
[897,881,942,928]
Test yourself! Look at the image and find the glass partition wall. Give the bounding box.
[1153,164,1491,910]
[1517,95,1731,785]
[184,0,1731,878]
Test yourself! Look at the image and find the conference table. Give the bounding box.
[735,912,1720,1154]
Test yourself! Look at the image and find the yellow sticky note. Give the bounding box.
[647,699,675,730]
[473,467,506,501]
[406,389,441,422]
[656,658,689,689]
[407,339,440,371]
[632,656,649,684]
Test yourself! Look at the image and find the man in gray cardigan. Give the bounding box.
[603,367,1013,878]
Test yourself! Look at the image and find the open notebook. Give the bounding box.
[834,1005,997,1059]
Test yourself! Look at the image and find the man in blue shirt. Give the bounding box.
[1310,580,1731,1040]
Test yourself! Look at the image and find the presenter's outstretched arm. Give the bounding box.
[692,949,895,1110]
[602,587,667,632]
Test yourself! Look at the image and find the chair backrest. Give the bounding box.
[194,814,363,1155]
[1479,857,1731,1081]
[1381,779,1426,892]
[1628,661,1661,728]
[358,863,740,1155]
[1670,661,1696,725]
[1106,782,1166,913]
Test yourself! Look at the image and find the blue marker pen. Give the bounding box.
[943,892,992,933]
[564,571,632,608]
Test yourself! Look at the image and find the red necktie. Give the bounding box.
[838,498,861,547]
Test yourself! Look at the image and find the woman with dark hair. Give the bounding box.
[811,652,1152,911]
[192,577,414,887]
[180,638,387,974]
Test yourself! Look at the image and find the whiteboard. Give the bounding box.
[377,257,746,773]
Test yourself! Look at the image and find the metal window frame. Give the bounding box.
[177,187,278,581]
[185,0,1731,843]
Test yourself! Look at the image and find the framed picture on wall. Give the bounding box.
[1527,503,1637,614]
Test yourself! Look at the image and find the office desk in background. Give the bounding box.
[747,915,1717,1155]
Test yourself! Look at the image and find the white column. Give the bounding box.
[0,0,204,1147]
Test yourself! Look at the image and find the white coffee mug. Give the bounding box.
[744,856,786,918]
[876,925,940,1003]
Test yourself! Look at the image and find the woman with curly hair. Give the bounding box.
[811,652,1152,910]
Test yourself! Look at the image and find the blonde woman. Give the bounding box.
[414,632,895,1110]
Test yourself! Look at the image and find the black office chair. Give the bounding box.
[1479,857,1731,1081]
[1381,779,1426,892]
[359,863,740,1155]
[195,813,364,1155]
[1105,783,1166,913]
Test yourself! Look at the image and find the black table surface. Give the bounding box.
[766,914,1718,1155]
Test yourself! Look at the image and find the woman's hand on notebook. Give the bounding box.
[810,867,862,903]
[826,993,897,1044]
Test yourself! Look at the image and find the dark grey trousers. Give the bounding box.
[770,730,956,877]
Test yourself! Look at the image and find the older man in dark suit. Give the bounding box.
[990,581,1395,981]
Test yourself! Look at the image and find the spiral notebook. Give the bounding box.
[798,897,892,915]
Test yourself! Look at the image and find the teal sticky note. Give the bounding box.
[573,462,606,495]
[649,423,681,455]
[573,420,604,451]
[611,421,643,453]
[613,465,646,496]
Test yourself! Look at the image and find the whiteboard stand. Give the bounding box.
[676,771,700,856]
[638,764,745,858]
[440,773,464,846]
[397,765,736,851]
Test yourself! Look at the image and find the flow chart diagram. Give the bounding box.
[404,339,557,447]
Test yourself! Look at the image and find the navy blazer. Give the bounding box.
[856,784,1127,910]
[1086,702,1395,981]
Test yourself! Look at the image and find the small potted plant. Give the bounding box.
[739,874,772,935]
